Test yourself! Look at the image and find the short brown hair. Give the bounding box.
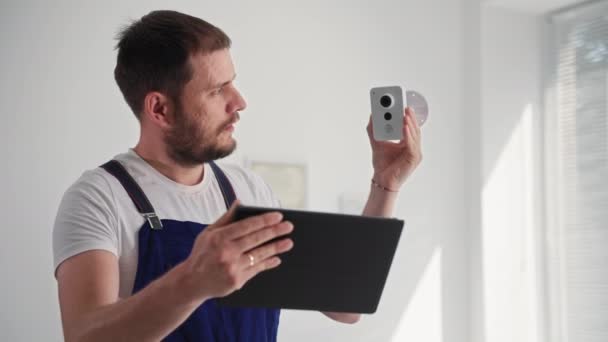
[114,10,231,119]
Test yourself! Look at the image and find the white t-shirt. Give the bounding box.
[53,149,279,298]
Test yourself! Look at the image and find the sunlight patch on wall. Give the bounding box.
[391,247,443,342]
[481,104,539,342]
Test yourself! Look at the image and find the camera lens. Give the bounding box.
[380,95,392,108]
[384,112,392,121]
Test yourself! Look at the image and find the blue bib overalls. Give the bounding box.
[101,160,280,342]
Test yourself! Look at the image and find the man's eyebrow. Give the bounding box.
[207,74,237,90]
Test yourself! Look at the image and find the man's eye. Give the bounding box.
[212,87,224,95]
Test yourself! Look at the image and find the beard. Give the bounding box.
[164,103,238,166]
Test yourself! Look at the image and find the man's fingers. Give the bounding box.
[406,119,416,148]
[241,237,293,268]
[234,221,294,252]
[366,115,376,142]
[413,108,422,137]
[409,107,421,139]
[401,108,419,144]
[222,211,284,240]
[244,256,283,280]
[407,110,416,141]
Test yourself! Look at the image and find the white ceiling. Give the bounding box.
[483,0,588,14]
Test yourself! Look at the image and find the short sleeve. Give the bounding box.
[52,170,119,276]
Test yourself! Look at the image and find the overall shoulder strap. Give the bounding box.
[208,161,237,210]
[100,160,163,230]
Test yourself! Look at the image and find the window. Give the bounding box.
[545,2,608,341]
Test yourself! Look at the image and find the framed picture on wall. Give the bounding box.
[247,160,307,209]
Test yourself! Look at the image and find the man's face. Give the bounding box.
[165,49,246,166]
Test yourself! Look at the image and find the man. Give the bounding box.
[53,10,422,342]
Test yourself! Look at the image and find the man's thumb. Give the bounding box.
[212,200,240,228]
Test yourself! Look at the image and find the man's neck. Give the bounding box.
[133,144,205,186]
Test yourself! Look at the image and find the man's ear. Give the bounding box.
[141,91,174,129]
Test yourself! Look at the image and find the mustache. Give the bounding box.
[219,112,240,131]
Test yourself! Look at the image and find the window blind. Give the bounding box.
[548,2,608,341]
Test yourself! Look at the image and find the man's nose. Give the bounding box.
[228,87,247,114]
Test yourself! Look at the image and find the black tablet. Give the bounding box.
[216,205,404,314]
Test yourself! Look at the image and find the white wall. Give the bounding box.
[461,1,484,342]
[466,1,595,342]
[0,0,469,341]
[466,2,563,342]
[480,6,544,342]
[484,0,586,14]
